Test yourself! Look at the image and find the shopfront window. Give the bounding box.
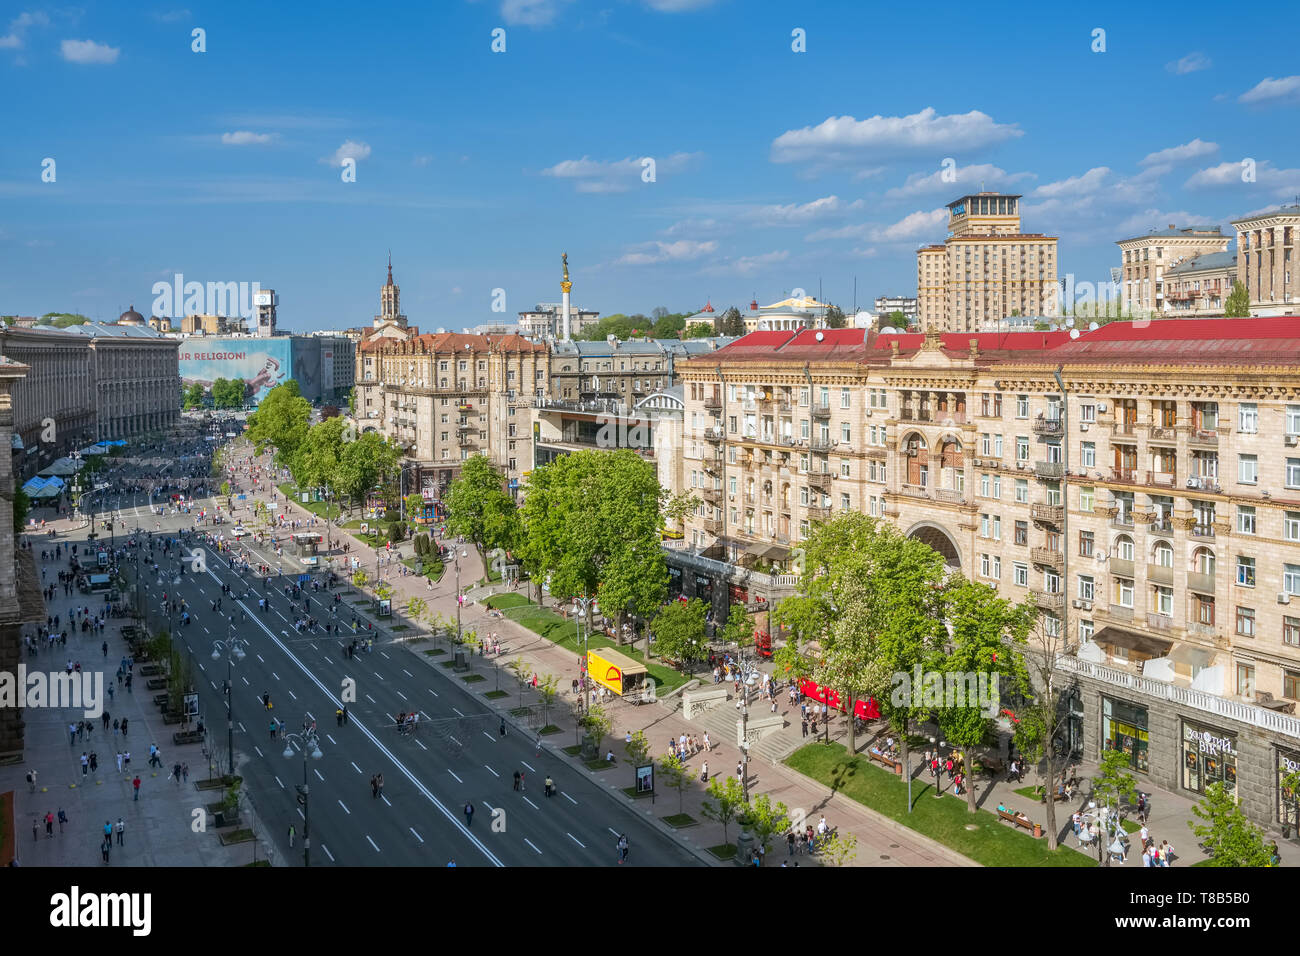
[1279,752,1300,831]
[1102,697,1149,773]
[1181,723,1237,798]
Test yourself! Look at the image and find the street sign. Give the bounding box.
[183,693,200,718]
[636,763,655,797]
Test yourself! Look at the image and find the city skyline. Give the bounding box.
[2,1,1299,330]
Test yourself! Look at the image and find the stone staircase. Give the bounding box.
[679,690,803,765]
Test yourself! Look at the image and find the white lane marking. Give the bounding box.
[297,807,304,820]
[314,768,324,782]
[217,578,504,865]
[198,663,206,672]
[322,844,335,862]
[483,732,495,743]
[409,827,424,844]
[608,827,619,836]
[254,746,263,757]
[210,680,217,691]
[381,794,391,807]
[380,651,390,660]
[274,776,284,789]
[415,740,428,751]
[257,654,265,662]
[524,838,542,855]
[338,800,351,815]
[287,689,297,700]
[484,765,499,778]
[202,626,210,634]
[351,761,363,774]
[366,835,380,852]
[567,832,586,848]
[449,735,462,746]
[402,669,413,678]
[238,722,246,733]
[372,671,383,680]
[521,760,535,773]
[326,734,337,745]
[522,795,538,810]
[452,707,464,717]
[241,676,249,685]
[448,769,462,783]
[272,672,280,681]
[562,792,577,805]
[365,693,377,703]
[428,689,438,697]
[396,690,408,701]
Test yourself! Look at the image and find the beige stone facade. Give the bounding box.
[916,193,1058,333]
[1233,204,1300,316]
[1116,225,1230,316]
[1161,252,1236,317]
[355,332,547,494]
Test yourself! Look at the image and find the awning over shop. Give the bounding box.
[39,457,85,476]
[77,443,108,455]
[1094,626,1174,659]
[1167,642,1216,669]
[757,544,790,561]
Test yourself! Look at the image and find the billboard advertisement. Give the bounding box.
[179,337,293,405]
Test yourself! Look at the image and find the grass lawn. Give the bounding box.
[586,759,613,771]
[621,786,654,799]
[242,860,271,867]
[484,593,689,692]
[461,674,486,684]
[424,648,446,656]
[484,690,508,700]
[562,745,583,756]
[404,556,445,582]
[786,742,1095,867]
[707,844,737,861]
[664,813,697,828]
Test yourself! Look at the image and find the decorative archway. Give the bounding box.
[905,521,961,570]
[901,431,930,487]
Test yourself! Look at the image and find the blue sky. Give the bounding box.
[2,0,1299,330]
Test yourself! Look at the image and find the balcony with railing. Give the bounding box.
[702,517,722,535]
[809,437,835,453]
[898,484,930,499]
[1030,502,1063,524]
[1148,425,1177,443]
[700,487,721,506]
[1111,467,1136,483]
[1032,415,1063,436]
[1111,422,1138,437]
[1187,571,1216,594]
[1148,516,1173,536]
[703,425,725,443]
[1110,513,1135,530]
[703,394,722,411]
[1189,522,1216,540]
[806,471,832,490]
[1101,603,1135,622]
[1035,461,1065,479]
[1032,547,1064,569]
[1031,589,1065,610]
[810,404,831,421]
[935,488,966,503]
[1146,612,1182,635]
[1145,470,1177,489]
[457,433,476,446]
[807,504,831,520]
[1187,429,1219,448]
[1186,619,1219,638]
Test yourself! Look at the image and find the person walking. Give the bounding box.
[376,773,384,798]
[80,752,89,778]
[116,819,124,846]
[132,776,141,801]
[288,824,296,848]
[371,775,379,799]
[26,768,37,792]
[513,770,521,791]
[464,802,474,827]
[616,833,629,864]
[181,762,188,783]
[32,818,39,843]
[101,838,111,864]
[45,811,54,837]
[58,808,67,833]
[544,776,555,797]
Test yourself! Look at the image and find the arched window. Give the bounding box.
[903,432,929,487]
[1153,540,1174,568]
[1193,547,1215,576]
[1115,535,1135,562]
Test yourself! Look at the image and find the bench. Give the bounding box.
[146,677,168,691]
[867,749,902,773]
[1039,788,1071,803]
[997,808,1036,833]
[172,730,204,746]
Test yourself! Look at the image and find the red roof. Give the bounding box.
[872,331,1072,355]
[1044,316,1300,367]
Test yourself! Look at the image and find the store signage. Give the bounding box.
[1281,754,1300,775]
[1189,728,1236,756]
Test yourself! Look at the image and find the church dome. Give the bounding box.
[118,305,145,325]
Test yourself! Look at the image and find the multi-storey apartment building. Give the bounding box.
[917,193,1059,332]
[355,332,547,497]
[1233,204,1300,316]
[1161,252,1236,317]
[673,318,1300,832]
[1116,225,1230,316]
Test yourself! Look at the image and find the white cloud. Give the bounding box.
[745,196,864,226]
[1138,138,1217,167]
[1239,76,1300,105]
[220,130,275,146]
[0,11,50,50]
[1166,52,1211,75]
[615,239,717,266]
[884,163,1033,200]
[770,107,1022,166]
[663,217,725,237]
[1113,209,1219,238]
[322,140,371,165]
[154,9,191,23]
[1185,159,1300,197]
[872,208,948,243]
[501,0,571,26]
[60,38,119,64]
[1032,167,1113,199]
[541,151,701,192]
[412,155,433,167]
[700,250,790,277]
[852,166,887,182]
[643,0,719,10]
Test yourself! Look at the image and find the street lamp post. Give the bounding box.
[929,735,947,798]
[454,547,468,648]
[571,595,595,684]
[210,631,249,777]
[281,726,323,868]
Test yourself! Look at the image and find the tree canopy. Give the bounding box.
[1224,280,1250,318]
[246,381,311,467]
[443,454,519,556]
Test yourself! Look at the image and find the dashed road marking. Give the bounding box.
[338,800,351,815]
[567,832,585,848]
[484,765,499,778]
[449,769,462,783]
[524,838,542,855]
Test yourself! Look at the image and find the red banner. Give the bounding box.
[799,678,880,721]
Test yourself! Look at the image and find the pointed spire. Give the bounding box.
[387,250,393,285]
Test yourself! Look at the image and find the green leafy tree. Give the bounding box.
[246,381,312,468]
[823,305,846,329]
[885,310,909,329]
[535,672,559,729]
[625,729,650,766]
[1189,782,1275,866]
[212,378,245,409]
[444,455,519,557]
[682,322,714,339]
[720,603,753,657]
[597,536,667,655]
[650,597,707,672]
[183,383,207,409]
[13,487,30,529]
[334,431,400,514]
[661,490,701,534]
[715,306,745,337]
[933,579,1033,813]
[581,703,612,756]
[1092,746,1138,823]
[659,751,692,813]
[351,569,368,590]
[701,775,746,843]
[43,312,91,327]
[820,831,858,867]
[518,449,665,635]
[403,493,425,523]
[1224,280,1250,318]
[743,793,791,858]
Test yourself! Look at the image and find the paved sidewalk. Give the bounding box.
[1,512,273,867]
